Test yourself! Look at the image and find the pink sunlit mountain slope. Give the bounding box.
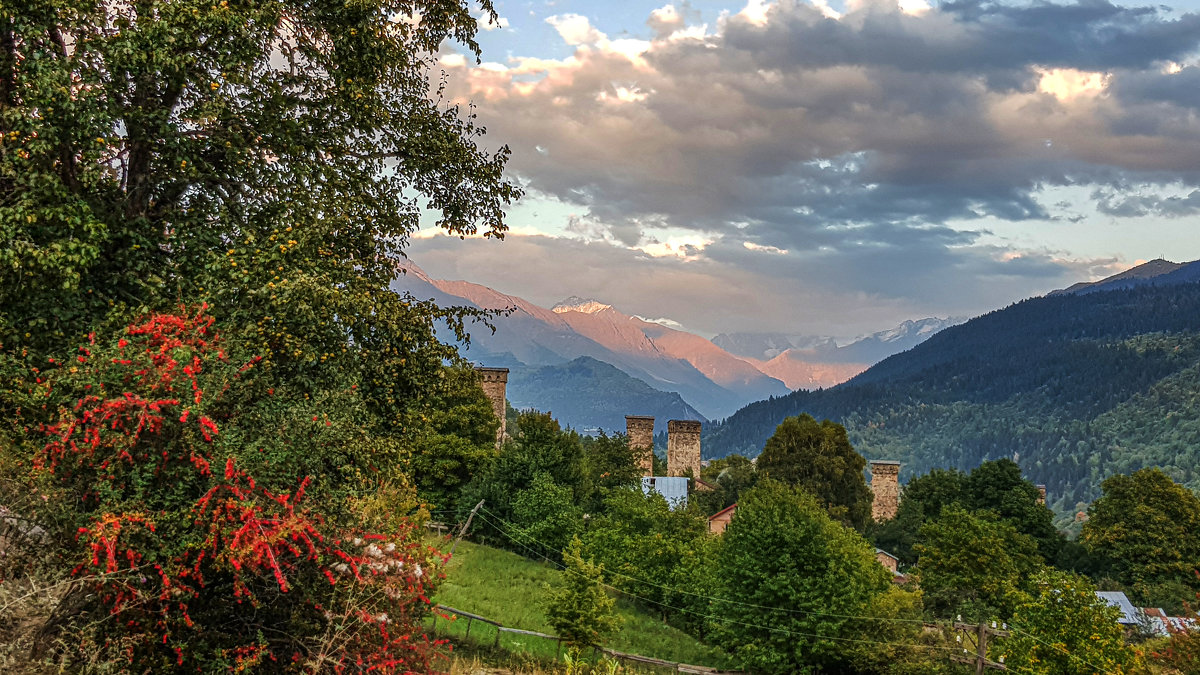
[745,351,869,391]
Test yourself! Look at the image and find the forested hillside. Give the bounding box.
[705,282,1200,511]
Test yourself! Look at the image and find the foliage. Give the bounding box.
[580,488,709,625]
[705,286,1200,509]
[579,431,643,513]
[871,460,1064,567]
[1003,570,1141,674]
[964,459,1061,559]
[544,537,621,648]
[463,411,586,557]
[711,479,891,674]
[915,504,1043,621]
[7,309,446,671]
[755,414,873,530]
[1,0,518,352]
[695,454,756,515]
[1082,468,1200,608]
[407,367,499,512]
[1146,587,1200,674]
[512,472,585,557]
[842,586,953,675]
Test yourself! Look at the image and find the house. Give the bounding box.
[875,548,908,583]
[708,503,737,535]
[875,549,900,574]
[1095,591,1142,626]
[1143,608,1197,636]
[641,476,689,509]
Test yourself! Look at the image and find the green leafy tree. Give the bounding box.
[1003,570,1142,674]
[1,0,521,669]
[755,414,873,530]
[407,367,499,511]
[579,431,643,512]
[463,411,586,555]
[915,505,1043,621]
[965,459,1062,560]
[712,479,891,674]
[511,472,585,557]
[581,488,708,623]
[696,453,757,515]
[545,537,621,648]
[1082,468,1200,607]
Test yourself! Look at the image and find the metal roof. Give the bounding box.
[641,477,689,510]
[1095,591,1141,624]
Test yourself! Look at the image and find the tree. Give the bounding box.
[2,0,520,669]
[1003,570,1142,674]
[915,504,1043,621]
[579,431,643,513]
[965,459,1061,561]
[696,453,757,515]
[712,479,892,674]
[581,488,708,623]
[755,414,873,531]
[544,537,621,648]
[1082,468,1200,608]
[462,411,586,557]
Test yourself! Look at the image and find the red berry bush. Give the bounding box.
[22,307,446,672]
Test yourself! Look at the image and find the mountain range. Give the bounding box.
[392,263,956,432]
[705,258,1200,511]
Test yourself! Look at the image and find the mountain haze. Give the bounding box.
[392,264,788,424]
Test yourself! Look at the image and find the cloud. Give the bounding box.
[431,0,1200,332]
[446,1,1200,246]
[406,232,1125,337]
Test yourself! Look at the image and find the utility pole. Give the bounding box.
[951,620,1009,673]
[449,500,484,557]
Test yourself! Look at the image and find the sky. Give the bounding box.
[406,0,1200,339]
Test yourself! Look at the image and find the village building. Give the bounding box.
[642,476,689,509]
[708,503,737,535]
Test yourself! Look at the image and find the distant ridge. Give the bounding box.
[1049,258,1189,296]
[705,281,1200,511]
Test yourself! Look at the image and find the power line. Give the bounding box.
[468,507,1113,674]
[470,510,959,656]
[476,505,932,626]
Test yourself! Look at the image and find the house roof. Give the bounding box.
[1095,591,1141,624]
[875,549,900,561]
[708,503,738,521]
[641,477,689,509]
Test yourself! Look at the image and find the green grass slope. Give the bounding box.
[432,540,724,668]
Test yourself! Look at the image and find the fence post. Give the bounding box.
[556,639,562,661]
[493,625,501,649]
[465,616,472,640]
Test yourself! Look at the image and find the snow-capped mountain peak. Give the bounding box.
[552,296,613,314]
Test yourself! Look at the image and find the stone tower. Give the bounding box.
[1036,484,1047,506]
[667,420,702,479]
[869,460,901,522]
[626,415,655,477]
[475,367,509,447]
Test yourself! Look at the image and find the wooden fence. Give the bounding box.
[432,605,745,674]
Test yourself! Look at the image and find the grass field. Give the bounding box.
[429,539,727,669]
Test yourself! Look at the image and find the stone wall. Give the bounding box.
[870,460,901,522]
[474,367,509,447]
[626,415,655,477]
[667,419,702,479]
